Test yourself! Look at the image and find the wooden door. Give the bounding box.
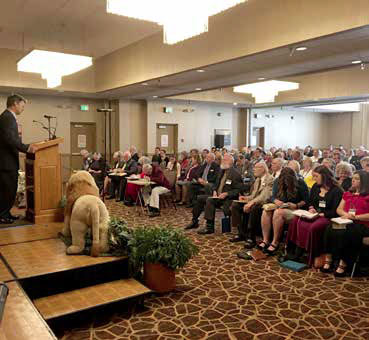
[156,124,178,155]
[70,123,96,171]
[258,127,265,148]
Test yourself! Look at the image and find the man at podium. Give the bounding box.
[0,94,35,224]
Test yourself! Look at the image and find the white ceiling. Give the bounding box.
[0,0,161,57]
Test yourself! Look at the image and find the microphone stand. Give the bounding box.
[45,116,52,140]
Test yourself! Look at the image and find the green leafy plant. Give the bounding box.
[108,217,131,254]
[128,225,199,275]
[59,196,67,209]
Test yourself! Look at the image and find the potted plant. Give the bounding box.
[128,226,199,293]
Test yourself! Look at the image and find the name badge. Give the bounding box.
[319,201,326,208]
[226,180,232,185]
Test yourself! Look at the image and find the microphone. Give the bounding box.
[44,115,56,119]
[97,108,113,112]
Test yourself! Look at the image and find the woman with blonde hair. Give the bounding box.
[335,162,353,191]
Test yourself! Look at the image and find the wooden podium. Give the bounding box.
[25,138,64,224]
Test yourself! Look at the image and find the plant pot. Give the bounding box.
[144,262,176,293]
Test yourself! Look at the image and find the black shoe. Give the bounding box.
[0,218,13,224]
[185,220,199,230]
[124,200,134,206]
[229,236,244,243]
[244,239,256,249]
[7,214,20,221]
[264,243,279,256]
[186,204,194,208]
[197,228,214,235]
[333,265,347,277]
[106,196,115,200]
[148,211,160,218]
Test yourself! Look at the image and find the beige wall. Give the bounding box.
[251,108,327,149]
[119,100,148,154]
[323,112,353,149]
[95,0,369,91]
[146,99,243,153]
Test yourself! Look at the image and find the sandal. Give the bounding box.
[334,264,347,278]
[320,259,333,273]
[256,241,269,251]
[265,243,279,256]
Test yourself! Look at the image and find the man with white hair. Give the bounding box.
[230,161,274,251]
[117,150,138,202]
[80,149,92,171]
[142,163,172,217]
[187,153,220,207]
[186,154,243,234]
[271,158,284,178]
[130,146,139,162]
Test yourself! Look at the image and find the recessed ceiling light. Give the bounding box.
[197,69,205,73]
[352,60,362,64]
[195,88,202,91]
[258,77,266,80]
[142,83,148,86]
[233,103,238,106]
[152,95,158,98]
[296,46,307,51]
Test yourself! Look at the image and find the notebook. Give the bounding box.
[280,260,307,272]
[292,210,319,220]
[331,217,353,229]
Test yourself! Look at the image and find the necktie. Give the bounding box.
[217,171,228,195]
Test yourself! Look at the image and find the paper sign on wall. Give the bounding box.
[78,134,87,148]
[161,134,169,147]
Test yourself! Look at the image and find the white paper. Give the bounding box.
[78,134,87,148]
[161,134,168,147]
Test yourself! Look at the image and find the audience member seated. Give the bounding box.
[178,151,190,176]
[286,166,343,266]
[322,158,335,171]
[318,150,332,163]
[118,151,138,202]
[80,149,92,171]
[335,162,353,191]
[350,146,366,170]
[130,146,139,162]
[142,163,172,217]
[185,154,243,234]
[124,156,151,204]
[88,152,106,192]
[360,156,369,172]
[230,161,273,249]
[159,149,169,169]
[166,155,181,178]
[214,151,223,166]
[300,157,315,189]
[311,149,321,163]
[322,170,369,277]
[175,155,201,206]
[271,157,284,179]
[201,149,209,164]
[151,147,161,165]
[187,153,220,207]
[259,167,309,255]
[105,151,124,198]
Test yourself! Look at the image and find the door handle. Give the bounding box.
[72,153,80,156]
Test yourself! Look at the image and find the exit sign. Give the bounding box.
[80,104,89,111]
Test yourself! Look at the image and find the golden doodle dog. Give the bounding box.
[62,171,109,256]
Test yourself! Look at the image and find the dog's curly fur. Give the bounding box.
[62,171,109,256]
[64,170,99,221]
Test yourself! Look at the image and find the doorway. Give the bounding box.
[252,127,265,148]
[156,124,178,155]
[70,122,97,170]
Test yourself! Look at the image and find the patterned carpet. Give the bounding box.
[59,201,369,340]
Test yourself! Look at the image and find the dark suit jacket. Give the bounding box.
[124,158,138,176]
[214,167,243,199]
[132,153,139,162]
[0,110,29,171]
[197,162,220,184]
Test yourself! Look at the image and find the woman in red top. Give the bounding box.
[322,170,369,277]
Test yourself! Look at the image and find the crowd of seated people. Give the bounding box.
[79,144,369,276]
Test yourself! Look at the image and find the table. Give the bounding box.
[127,180,155,215]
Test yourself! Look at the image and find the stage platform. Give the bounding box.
[0,223,151,339]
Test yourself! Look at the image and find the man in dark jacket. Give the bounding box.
[0,94,35,223]
[118,151,138,201]
[187,153,220,206]
[186,154,243,234]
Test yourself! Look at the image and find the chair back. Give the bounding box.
[163,169,177,190]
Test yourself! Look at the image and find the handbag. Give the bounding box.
[221,216,231,233]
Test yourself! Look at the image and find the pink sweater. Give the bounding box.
[343,192,369,226]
